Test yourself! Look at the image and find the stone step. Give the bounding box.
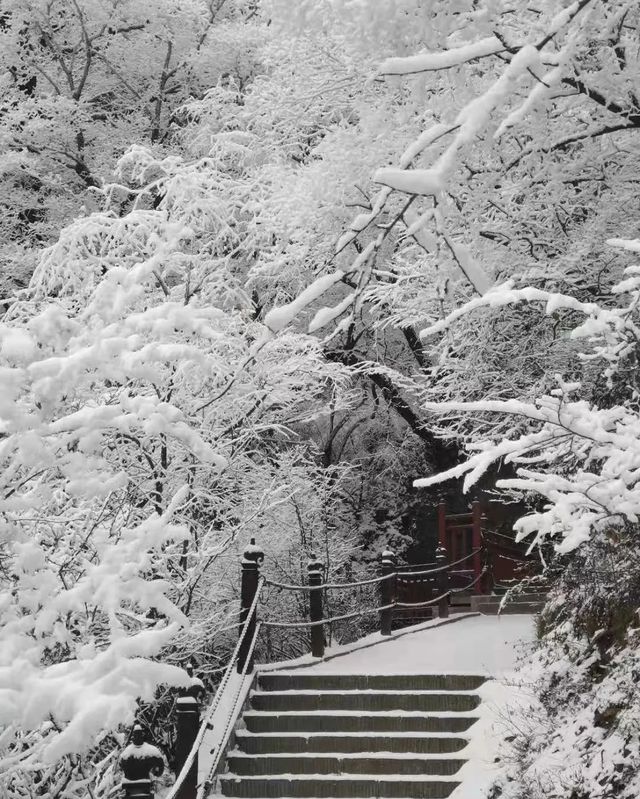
[470,593,547,611]
[506,592,547,603]
[250,691,480,713]
[257,673,485,692]
[243,711,478,734]
[473,600,544,615]
[219,775,459,798]
[234,732,468,755]
[226,753,465,776]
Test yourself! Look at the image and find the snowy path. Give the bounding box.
[258,613,536,678]
[301,614,535,676]
[196,615,537,799]
[256,614,538,799]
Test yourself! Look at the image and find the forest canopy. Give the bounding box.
[1,1,640,797]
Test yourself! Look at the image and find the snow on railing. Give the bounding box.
[259,547,484,629]
[163,577,264,799]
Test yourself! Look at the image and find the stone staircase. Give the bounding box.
[218,672,485,798]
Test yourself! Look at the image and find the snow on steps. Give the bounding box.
[242,711,476,734]
[217,671,485,798]
[234,732,469,755]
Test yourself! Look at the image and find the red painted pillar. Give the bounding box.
[471,499,482,594]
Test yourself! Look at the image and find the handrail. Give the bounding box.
[396,548,481,578]
[263,572,387,592]
[262,549,482,592]
[262,602,396,628]
[261,566,489,629]
[396,560,437,571]
[163,576,264,799]
[199,619,263,798]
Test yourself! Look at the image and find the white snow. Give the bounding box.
[607,237,640,253]
[436,217,492,295]
[308,293,356,333]
[121,741,164,760]
[254,615,536,799]
[449,677,538,799]
[378,37,503,75]
[374,167,443,196]
[403,208,436,252]
[297,614,534,676]
[264,272,344,332]
[350,213,374,232]
[0,326,36,362]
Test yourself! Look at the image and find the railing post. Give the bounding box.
[379,547,396,636]
[435,546,450,618]
[238,538,264,673]
[173,665,204,799]
[308,554,325,658]
[437,497,447,550]
[471,498,483,594]
[119,724,164,799]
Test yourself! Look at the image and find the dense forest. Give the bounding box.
[1,1,640,797]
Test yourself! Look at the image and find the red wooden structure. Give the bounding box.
[437,498,533,593]
[438,499,483,594]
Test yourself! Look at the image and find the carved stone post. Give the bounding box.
[436,545,450,619]
[308,554,325,658]
[238,538,264,673]
[379,548,396,636]
[174,665,204,799]
[471,499,483,594]
[119,724,164,799]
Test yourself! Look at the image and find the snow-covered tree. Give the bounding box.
[0,134,354,794]
[0,0,264,296]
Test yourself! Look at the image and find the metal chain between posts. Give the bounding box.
[263,572,388,592]
[261,567,489,626]
[261,602,397,628]
[450,566,488,594]
[260,548,480,592]
[396,548,482,578]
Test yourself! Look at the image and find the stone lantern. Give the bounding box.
[119,723,164,798]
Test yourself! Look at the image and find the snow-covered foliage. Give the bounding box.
[493,532,640,799]
[0,0,263,292]
[0,136,356,793]
[414,237,640,552]
[3,0,640,795]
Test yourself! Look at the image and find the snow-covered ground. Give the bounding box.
[300,614,535,676]
[191,614,537,799]
[257,613,538,799]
